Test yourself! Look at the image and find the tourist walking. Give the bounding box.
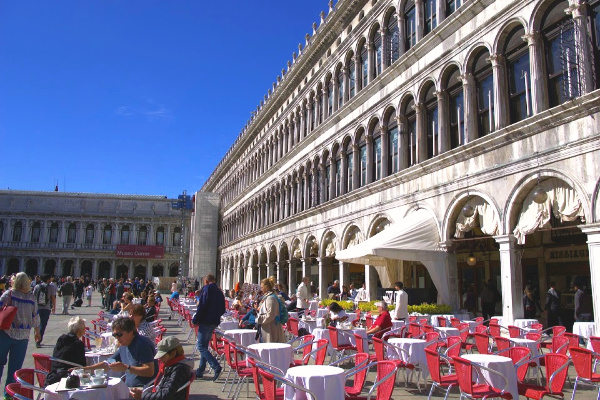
[545,282,562,328]
[59,277,74,315]
[296,276,310,314]
[33,274,56,347]
[192,274,225,381]
[393,281,408,320]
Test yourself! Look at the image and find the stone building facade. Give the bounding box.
[202,0,600,328]
[0,190,191,281]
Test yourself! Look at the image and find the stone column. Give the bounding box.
[415,0,424,42]
[489,53,510,130]
[92,259,97,280]
[354,52,362,91]
[352,144,360,190]
[380,125,389,178]
[332,77,339,114]
[459,73,477,144]
[328,156,336,200]
[340,153,347,195]
[318,258,328,299]
[413,102,427,163]
[397,14,406,55]
[523,31,548,115]
[366,134,374,184]
[581,225,600,333]
[397,116,408,169]
[274,262,281,284]
[289,260,298,296]
[381,27,389,69]
[302,173,309,211]
[342,67,349,103]
[365,265,378,301]
[319,163,327,204]
[295,178,301,214]
[110,260,116,280]
[367,42,374,81]
[494,235,523,326]
[437,0,446,24]
[338,261,350,292]
[568,2,594,95]
[435,90,450,154]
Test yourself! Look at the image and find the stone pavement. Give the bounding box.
[5,293,600,399]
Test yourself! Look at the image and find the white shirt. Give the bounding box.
[297,282,310,309]
[394,289,408,320]
[355,287,368,302]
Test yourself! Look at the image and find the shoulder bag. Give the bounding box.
[0,290,18,330]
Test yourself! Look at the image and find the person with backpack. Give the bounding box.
[59,277,74,315]
[33,274,56,348]
[256,277,286,343]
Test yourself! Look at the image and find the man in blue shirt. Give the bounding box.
[86,317,157,387]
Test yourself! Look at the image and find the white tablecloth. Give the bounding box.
[391,319,406,330]
[316,309,328,318]
[44,377,130,400]
[491,316,504,326]
[224,329,258,347]
[430,314,470,327]
[387,338,429,378]
[248,343,292,374]
[573,322,596,350]
[299,318,323,333]
[463,320,480,333]
[514,319,538,329]
[510,338,541,368]
[462,354,518,400]
[312,327,367,356]
[435,327,460,338]
[219,320,239,331]
[285,365,345,400]
[309,301,319,311]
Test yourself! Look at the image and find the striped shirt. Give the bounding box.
[0,289,40,340]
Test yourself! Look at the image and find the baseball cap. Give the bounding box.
[154,336,180,359]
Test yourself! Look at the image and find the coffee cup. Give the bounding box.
[91,376,104,386]
[94,369,104,377]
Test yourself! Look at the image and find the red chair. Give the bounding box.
[407,323,422,338]
[424,331,441,351]
[508,325,523,338]
[530,323,544,332]
[458,323,475,352]
[345,360,398,400]
[6,383,32,400]
[474,332,491,354]
[366,314,375,329]
[450,318,461,328]
[540,326,567,350]
[257,366,316,400]
[248,358,284,400]
[425,348,458,400]
[437,316,448,327]
[327,326,357,361]
[372,337,415,387]
[419,318,429,325]
[31,353,83,387]
[570,347,600,400]
[495,336,511,352]
[452,356,513,399]
[589,336,600,369]
[309,338,329,365]
[563,332,580,354]
[444,335,463,361]
[474,317,484,324]
[489,323,502,337]
[422,324,435,334]
[408,316,417,323]
[495,346,531,383]
[475,324,488,334]
[330,353,370,397]
[525,332,542,342]
[517,354,569,400]
[222,339,253,398]
[287,317,300,338]
[354,332,376,362]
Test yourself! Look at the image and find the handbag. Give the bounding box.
[0,290,17,330]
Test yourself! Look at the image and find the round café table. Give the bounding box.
[387,338,429,378]
[462,353,518,400]
[44,377,130,400]
[284,365,345,400]
[224,328,258,347]
[248,342,293,374]
[513,319,539,329]
[435,327,460,338]
[218,320,239,331]
[573,322,596,350]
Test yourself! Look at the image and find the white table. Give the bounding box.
[435,327,460,338]
[284,365,345,400]
[573,322,596,350]
[462,320,481,333]
[312,327,367,356]
[44,377,130,400]
[224,329,258,347]
[491,316,504,326]
[316,308,329,318]
[510,338,541,369]
[462,354,518,400]
[391,319,406,330]
[218,320,239,331]
[299,318,321,334]
[309,301,319,311]
[387,338,429,378]
[430,314,470,327]
[248,343,293,374]
[514,319,539,329]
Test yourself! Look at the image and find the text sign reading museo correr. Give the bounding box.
[116,245,164,259]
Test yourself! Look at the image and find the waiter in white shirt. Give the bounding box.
[393,281,408,320]
[296,276,311,314]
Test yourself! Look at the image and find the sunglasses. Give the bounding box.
[112,332,124,338]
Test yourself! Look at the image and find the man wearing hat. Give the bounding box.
[130,336,194,400]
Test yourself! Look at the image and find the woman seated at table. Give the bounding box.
[366,301,393,338]
[239,301,259,329]
[139,291,148,306]
[131,304,157,343]
[45,316,87,386]
[144,297,157,323]
[328,302,348,327]
[130,336,194,400]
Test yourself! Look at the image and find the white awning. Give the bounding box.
[336,209,455,307]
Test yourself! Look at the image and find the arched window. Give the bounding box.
[67,223,77,244]
[138,226,148,245]
[424,85,439,159]
[172,227,181,247]
[31,222,41,243]
[473,50,494,137]
[360,42,369,89]
[102,225,112,245]
[327,77,334,117]
[373,29,383,78]
[424,0,437,35]
[49,222,59,243]
[387,11,400,64]
[85,224,94,245]
[120,225,130,244]
[156,226,164,246]
[446,0,462,16]
[387,111,400,174]
[405,1,417,50]
[337,68,344,109]
[348,56,356,98]
[12,221,22,242]
[345,141,354,192]
[505,25,531,123]
[446,68,464,149]
[542,0,578,107]
[358,133,367,187]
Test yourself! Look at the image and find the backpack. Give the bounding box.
[37,283,49,306]
[271,294,289,324]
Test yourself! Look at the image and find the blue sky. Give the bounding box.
[0,1,331,197]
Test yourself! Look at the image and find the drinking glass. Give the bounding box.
[94,369,104,377]
[95,337,103,350]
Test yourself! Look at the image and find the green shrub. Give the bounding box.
[319,299,452,314]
